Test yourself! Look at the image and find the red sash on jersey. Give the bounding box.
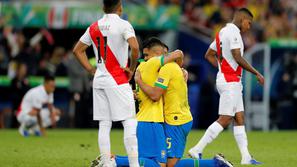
[215,32,242,82]
[89,21,129,85]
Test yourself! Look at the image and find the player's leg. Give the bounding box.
[93,88,113,166]
[106,84,139,167]
[137,122,167,167]
[175,154,234,167]
[165,121,193,167]
[233,87,261,165]
[115,156,159,167]
[189,84,236,158]
[122,118,139,167]
[17,112,38,136]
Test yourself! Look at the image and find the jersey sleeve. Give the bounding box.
[123,21,136,41]
[228,31,241,50]
[154,64,172,90]
[79,27,92,46]
[209,40,217,51]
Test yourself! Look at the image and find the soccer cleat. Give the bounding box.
[90,155,116,167]
[18,125,29,137]
[241,157,262,165]
[188,148,202,159]
[213,153,234,167]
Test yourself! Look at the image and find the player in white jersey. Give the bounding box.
[16,75,60,137]
[73,0,139,167]
[188,8,265,165]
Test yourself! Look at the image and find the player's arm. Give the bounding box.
[231,49,264,85]
[73,41,96,75]
[164,50,184,67]
[125,37,139,80]
[205,48,218,68]
[134,70,165,101]
[48,103,59,128]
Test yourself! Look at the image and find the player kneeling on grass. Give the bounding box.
[16,75,60,137]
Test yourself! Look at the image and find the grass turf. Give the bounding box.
[0,129,297,167]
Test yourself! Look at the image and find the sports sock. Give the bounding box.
[122,118,139,167]
[233,126,251,161]
[98,120,112,166]
[192,121,224,153]
[175,159,216,167]
[115,156,159,167]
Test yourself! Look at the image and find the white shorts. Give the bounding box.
[93,84,136,121]
[216,82,244,116]
[17,109,60,128]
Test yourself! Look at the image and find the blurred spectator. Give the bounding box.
[182,0,297,47]
[277,53,297,129]
[10,62,30,128]
[64,50,91,128]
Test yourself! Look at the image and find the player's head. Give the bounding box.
[142,37,167,60]
[43,75,55,94]
[103,0,123,16]
[233,8,253,33]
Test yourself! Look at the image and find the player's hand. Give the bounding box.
[87,67,96,76]
[132,90,138,100]
[122,67,134,81]
[256,73,264,86]
[134,70,142,84]
[40,127,46,137]
[182,68,188,82]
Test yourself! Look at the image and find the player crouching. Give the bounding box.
[16,75,61,137]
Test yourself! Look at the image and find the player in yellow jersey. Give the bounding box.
[135,54,233,167]
[135,37,184,167]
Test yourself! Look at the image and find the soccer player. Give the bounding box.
[188,8,264,165]
[136,37,184,167]
[73,0,140,166]
[134,49,233,167]
[16,75,60,137]
[105,37,183,167]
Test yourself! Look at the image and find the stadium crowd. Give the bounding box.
[0,0,296,129]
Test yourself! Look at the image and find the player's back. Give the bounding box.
[136,56,164,123]
[155,62,192,125]
[80,14,136,88]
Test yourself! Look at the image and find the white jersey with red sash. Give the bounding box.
[79,14,136,121]
[80,14,136,88]
[209,23,244,84]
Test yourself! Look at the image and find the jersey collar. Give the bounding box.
[103,14,120,19]
[227,23,240,32]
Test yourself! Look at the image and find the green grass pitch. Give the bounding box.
[0,129,297,167]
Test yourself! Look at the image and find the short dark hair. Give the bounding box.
[238,8,253,18]
[103,0,121,13]
[44,75,55,83]
[142,37,165,50]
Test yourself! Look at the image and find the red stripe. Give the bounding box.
[215,31,242,82]
[16,100,22,116]
[89,21,128,85]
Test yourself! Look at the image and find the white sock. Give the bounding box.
[122,118,139,167]
[192,121,224,153]
[233,126,251,161]
[98,120,112,166]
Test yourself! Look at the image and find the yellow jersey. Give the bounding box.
[136,56,165,122]
[154,62,193,125]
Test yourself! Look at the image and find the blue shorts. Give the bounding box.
[164,121,193,158]
[137,122,167,163]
